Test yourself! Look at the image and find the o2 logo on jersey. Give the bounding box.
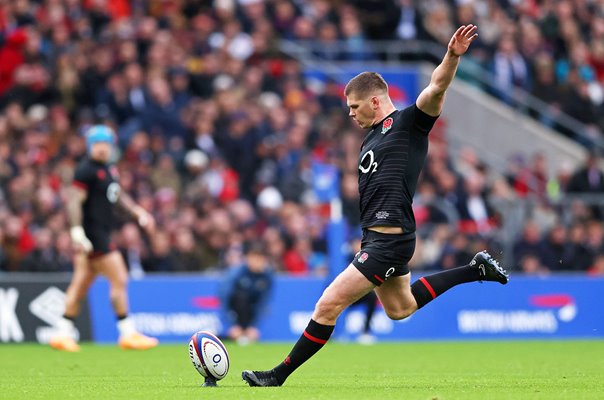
[359,150,378,174]
[106,182,121,203]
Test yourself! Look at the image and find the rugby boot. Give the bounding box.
[242,370,281,387]
[471,251,509,284]
[49,336,80,352]
[118,332,159,350]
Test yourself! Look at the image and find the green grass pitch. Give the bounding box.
[1,340,602,400]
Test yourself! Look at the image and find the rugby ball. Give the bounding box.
[188,331,230,380]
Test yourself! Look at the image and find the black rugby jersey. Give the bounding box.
[73,158,121,232]
[358,104,438,232]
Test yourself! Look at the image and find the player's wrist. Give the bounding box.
[70,226,86,238]
[70,226,93,252]
[446,49,461,58]
[134,206,150,227]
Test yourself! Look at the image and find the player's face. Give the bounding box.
[89,142,112,162]
[346,94,376,129]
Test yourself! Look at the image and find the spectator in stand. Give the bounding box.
[513,221,542,267]
[539,224,574,271]
[437,232,474,271]
[530,53,562,128]
[0,28,28,96]
[171,227,207,272]
[567,150,604,194]
[455,171,497,235]
[490,34,529,105]
[340,7,370,61]
[0,0,603,277]
[559,70,601,139]
[567,223,593,271]
[585,220,604,261]
[394,0,427,42]
[567,150,604,220]
[20,227,70,272]
[587,254,604,276]
[262,226,287,272]
[1,215,34,272]
[143,231,174,272]
[519,254,550,276]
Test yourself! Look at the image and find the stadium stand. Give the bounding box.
[0,0,603,277]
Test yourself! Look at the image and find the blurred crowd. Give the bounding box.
[364,0,604,146]
[0,0,603,277]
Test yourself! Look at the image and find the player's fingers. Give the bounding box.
[469,33,478,42]
[463,25,477,38]
[454,25,466,38]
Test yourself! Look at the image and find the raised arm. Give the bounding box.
[416,24,478,117]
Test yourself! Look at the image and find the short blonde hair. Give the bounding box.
[344,72,388,98]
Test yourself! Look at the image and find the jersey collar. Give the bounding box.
[371,110,397,130]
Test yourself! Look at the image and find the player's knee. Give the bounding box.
[313,297,343,322]
[110,272,128,290]
[385,307,414,321]
[109,281,127,297]
[109,278,127,298]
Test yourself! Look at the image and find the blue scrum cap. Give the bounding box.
[85,125,115,151]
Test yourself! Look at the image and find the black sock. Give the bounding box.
[116,314,128,320]
[272,319,334,384]
[411,264,480,309]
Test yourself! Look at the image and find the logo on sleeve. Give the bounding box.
[381,117,393,134]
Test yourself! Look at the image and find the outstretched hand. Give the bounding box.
[448,24,478,57]
[135,207,156,236]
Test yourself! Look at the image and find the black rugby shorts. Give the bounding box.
[352,229,416,286]
[84,226,115,259]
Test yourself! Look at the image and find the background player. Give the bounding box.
[242,24,509,387]
[49,125,158,352]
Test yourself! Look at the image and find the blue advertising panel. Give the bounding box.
[88,276,224,343]
[88,275,604,343]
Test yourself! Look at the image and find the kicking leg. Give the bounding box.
[375,272,417,320]
[242,264,375,387]
[376,251,508,319]
[410,251,509,310]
